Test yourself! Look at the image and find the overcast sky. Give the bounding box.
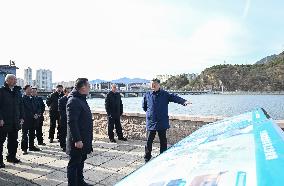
[1,0,283,82]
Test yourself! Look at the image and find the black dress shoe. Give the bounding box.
[144,155,152,163]
[145,158,152,164]
[7,157,21,164]
[38,142,46,146]
[110,138,116,143]
[0,162,5,168]
[29,146,41,151]
[49,139,53,143]
[78,180,94,186]
[118,137,127,141]
[23,150,28,155]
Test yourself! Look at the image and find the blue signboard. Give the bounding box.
[116,108,284,186]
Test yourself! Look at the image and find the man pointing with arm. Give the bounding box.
[142,78,191,163]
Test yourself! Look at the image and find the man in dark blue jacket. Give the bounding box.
[58,87,72,152]
[21,85,41,154]
[66,78,93,186]
[32,88,46,146]
[142,78,191,163]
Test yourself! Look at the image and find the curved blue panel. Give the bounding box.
[116,108,284,186]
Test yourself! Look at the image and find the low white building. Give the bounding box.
[54,81,75,89]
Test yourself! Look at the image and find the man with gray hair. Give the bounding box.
[0,74,24,168]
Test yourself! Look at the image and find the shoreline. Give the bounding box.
[214,91,284,95]
[91,110,284,121]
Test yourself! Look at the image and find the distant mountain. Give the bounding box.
[89,79,107,84]
[255,54,278,64]
[111,77,150,84]
[90,77,150,84]
[255,51,284,64]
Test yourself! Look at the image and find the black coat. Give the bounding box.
[105,91,123,118]
[46,91,64,117]
[66,90,93,155]
[22,95,41,130]
[0,83,24,132]
[34,96,45,121]
[58,96,68,126]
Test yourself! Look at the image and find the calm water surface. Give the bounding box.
[87,95,284,119]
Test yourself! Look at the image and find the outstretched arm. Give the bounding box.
[168,93,191,106]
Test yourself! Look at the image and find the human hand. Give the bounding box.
[75,141,83,149]
[183,101,192,106]
[20,119,24,125]
[0,120,4,127]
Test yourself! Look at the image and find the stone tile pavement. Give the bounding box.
[0,126,160,186]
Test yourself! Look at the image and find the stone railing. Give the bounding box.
[44,111,284,145]
[92,111,222,144]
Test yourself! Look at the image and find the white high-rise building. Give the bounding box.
[36,69,52,91]
[24,67,32,86]
[17,78,24,88]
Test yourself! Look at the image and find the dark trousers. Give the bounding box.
[21,129,36,151]
[107,117,123,139]
[36,118,44,144]
[49,113,60,140]
[0,130,19,161]
[67,153,87,186]
[59,120,67,149]
[144,130,167,161]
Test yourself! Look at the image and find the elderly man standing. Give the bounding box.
[105,84,127,143]
[66,78,93,186]
[142,78,191,163]
[0,74,24,168]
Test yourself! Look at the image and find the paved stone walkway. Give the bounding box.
[0,126,159,185]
